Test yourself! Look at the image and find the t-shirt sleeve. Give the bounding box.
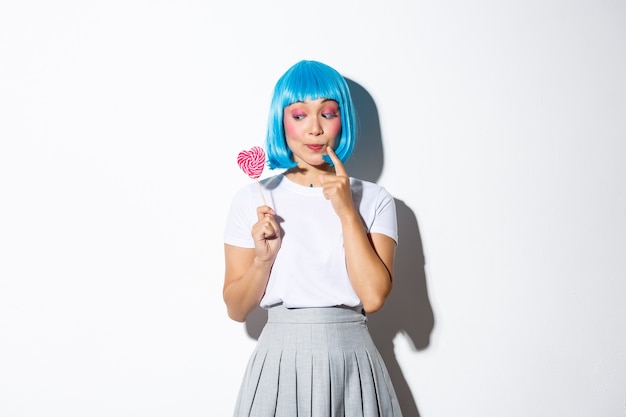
[369,186,398,243]
[223,186,256,248]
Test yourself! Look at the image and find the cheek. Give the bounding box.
[327,118,342,137]
[283,118,299,137]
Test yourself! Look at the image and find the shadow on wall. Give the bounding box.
[245,79,435,417]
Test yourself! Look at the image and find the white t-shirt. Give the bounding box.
[223,174,398,309]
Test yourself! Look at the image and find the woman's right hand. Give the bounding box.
[251,205,281,262]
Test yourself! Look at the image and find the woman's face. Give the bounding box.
[283,98,342,168]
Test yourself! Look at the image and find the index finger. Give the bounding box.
[256,205,275,221]
[326,146,348,177]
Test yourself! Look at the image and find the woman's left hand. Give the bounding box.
[319,146,356,218]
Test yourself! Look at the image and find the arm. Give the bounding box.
[320,147,396,313]
[223,205,281,322]
[341,220,396,313]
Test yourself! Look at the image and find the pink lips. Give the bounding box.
[307,144,324,151]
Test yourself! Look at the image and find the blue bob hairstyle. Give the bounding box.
[265,60,357,170]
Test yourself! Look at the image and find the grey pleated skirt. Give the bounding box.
[233,305,403,417]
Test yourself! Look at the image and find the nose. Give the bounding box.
[309,117,324,136]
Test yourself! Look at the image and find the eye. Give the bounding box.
[291,112,306,120]
[322,111,339,119]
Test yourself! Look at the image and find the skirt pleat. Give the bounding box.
[232,305,403,417]
[328,350,346,417]
[276,350,297,416]
[295,350,312,417]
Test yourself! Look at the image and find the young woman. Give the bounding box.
[223,60,402,417]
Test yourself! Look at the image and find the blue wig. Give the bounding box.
[265,60,357,170]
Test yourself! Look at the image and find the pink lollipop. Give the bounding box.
[237,146,267,205]
[237,146,265,179]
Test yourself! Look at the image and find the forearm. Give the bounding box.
[340,213,393,313]
[223,251,274,322]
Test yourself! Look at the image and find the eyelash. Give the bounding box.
[292,111,338,120]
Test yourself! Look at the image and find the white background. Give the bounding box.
[1,1,625,416]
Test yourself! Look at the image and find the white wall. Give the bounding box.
[1,1,625,416]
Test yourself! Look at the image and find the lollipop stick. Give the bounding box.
[256,179,268,206]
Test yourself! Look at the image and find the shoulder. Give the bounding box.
[349,177,398,240]
[350,177,395,202]
[229,182,256,206]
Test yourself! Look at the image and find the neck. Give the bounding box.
[285,165,334,188]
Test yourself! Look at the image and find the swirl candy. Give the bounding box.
[237,146,266,179]
[236,146,268,205]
